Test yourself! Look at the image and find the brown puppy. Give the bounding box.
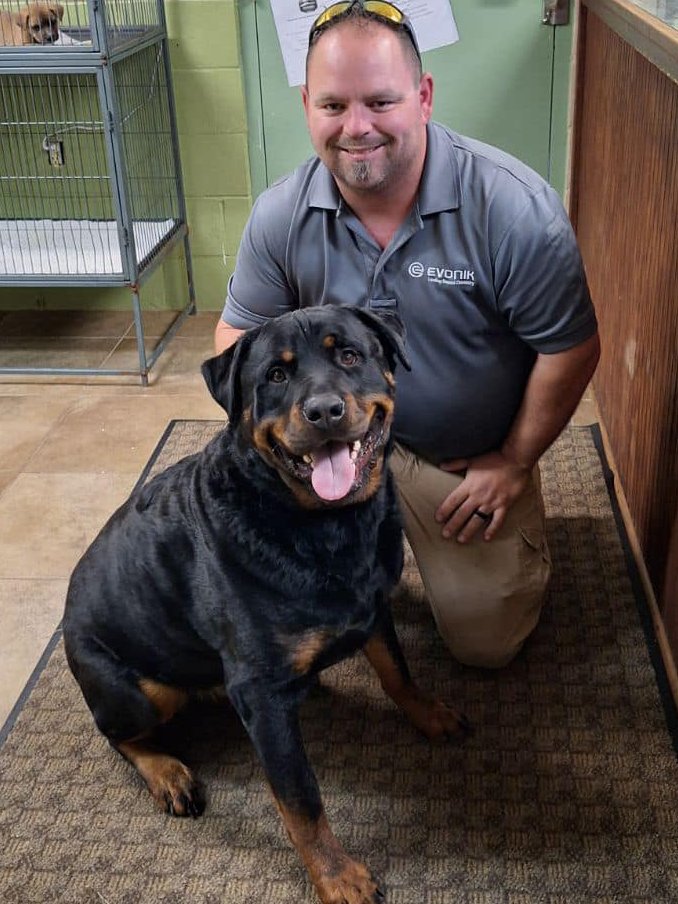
[0,3,63,46]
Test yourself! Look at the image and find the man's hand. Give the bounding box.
[435,451,531,543]
[435,332,600,544]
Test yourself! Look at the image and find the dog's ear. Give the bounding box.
[201,329,258,423]
[49,3,64,21]
[350,307,411,372]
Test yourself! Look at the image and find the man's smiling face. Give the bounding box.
[302,21,432,197]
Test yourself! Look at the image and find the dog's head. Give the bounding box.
[17,3,63,44]
[202,307,410,508]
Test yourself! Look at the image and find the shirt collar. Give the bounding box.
[308,161,342,212]
[306,121,462,214]
[418,122,462,214]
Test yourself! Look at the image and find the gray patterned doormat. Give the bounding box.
[1,422,677,903]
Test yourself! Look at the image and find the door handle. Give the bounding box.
[542,0,569,25]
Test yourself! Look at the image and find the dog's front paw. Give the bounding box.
[146,756,205,818]
[419,697,472,741]
[398,687,472,742]
[117,741,206,818]
[314,858,384,904]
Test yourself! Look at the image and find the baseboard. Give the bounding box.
[595,416,678,709]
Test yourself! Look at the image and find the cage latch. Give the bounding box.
[42,138,65,167]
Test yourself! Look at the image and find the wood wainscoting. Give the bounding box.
[570,2,678,662]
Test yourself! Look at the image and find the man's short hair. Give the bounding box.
[306,3,423,85]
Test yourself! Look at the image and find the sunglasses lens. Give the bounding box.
[312,2,350,31]
[363,1,404,24]
[312,1,404,34]
[309,0,419,61]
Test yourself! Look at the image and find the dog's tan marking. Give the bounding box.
[342,393,357,421]
[288,403,306,435]
[252,416,284,457]
[274,800,381,904]
[358,460,386,502]
[117,739,200,817]
[363,393,394,420]
[252,409,302,456]
[281,349,295,363]
[138,678,188,724]
[363,635,468,740]
[285,630,330,674]
[251,417,320,509]
[345,393,394,433]
[322,334,336,349]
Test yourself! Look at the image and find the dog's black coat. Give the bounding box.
[63,307,464,902]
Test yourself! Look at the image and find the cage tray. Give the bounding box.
[0,218,177,277]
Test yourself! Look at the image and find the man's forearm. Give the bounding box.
[501,332,601,471]
[214,318,245,354]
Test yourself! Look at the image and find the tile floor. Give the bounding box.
[0,308,224,729]
[0,308,600,730]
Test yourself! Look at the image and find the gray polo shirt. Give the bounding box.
[223,122,597,463]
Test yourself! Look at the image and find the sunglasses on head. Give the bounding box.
[308,0,421,62]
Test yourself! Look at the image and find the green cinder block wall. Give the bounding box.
[0,0,252,313]
[167,0,251,311]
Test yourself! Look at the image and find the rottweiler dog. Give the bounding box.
[63,306,469,904]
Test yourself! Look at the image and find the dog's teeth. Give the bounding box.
[303,454,312,465]
[352,441,361,452]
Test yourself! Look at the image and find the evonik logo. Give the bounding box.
[408,260,475,287]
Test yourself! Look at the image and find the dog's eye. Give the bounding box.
[339,349,359,366]
[267,366,287,384]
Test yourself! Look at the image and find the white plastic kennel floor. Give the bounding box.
[0,219,176,278]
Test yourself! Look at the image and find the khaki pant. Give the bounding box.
[391,443,552,668]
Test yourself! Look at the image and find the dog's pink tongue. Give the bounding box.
[311,442,355,501]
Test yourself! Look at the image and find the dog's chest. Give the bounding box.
[280,602,378,678]
[251,511,388,596]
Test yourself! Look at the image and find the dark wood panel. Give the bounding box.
[573,11,678,612]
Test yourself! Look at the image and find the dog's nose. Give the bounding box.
[302,394,345,429]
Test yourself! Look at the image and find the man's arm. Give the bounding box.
[214,318,245,355]
[435,331,601,542]
[500,331,601,471]
[214,177,300,356]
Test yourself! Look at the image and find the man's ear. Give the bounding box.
[201,329,258,423]
[300,84,309,115]
[350,307,411,373]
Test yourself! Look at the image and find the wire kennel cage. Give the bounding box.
[0,0,164,55]
[0,0,195,383]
